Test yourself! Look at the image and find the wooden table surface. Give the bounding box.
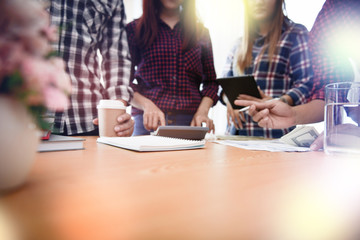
[1,137,360,240]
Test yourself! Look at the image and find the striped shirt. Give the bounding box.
[49,0,133,135]
[126,19,219,116]
[310,0,360,100]
[222,18,313,138]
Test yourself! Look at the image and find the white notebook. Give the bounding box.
[97,135,205,152]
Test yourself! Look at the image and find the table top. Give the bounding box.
[1,137,360,240]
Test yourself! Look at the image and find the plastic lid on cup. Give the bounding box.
[97,99,126,109]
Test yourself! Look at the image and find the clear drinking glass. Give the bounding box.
[324,82,360,155]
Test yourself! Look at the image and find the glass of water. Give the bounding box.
[324,82,360,155]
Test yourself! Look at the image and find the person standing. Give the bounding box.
[126,0,219,135]
[49,0,134,136]
[221,0,313,138]
[234,0,360,149]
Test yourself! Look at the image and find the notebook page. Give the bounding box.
[97,135,205,152]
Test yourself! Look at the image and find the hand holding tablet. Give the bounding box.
[217,75,261,110]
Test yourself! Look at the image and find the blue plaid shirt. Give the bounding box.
[222,18,313,138]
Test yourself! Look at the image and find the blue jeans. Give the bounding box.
[133,111,193,136]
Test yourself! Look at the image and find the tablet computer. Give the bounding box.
[153,126,209,140]
[217,75,261,109]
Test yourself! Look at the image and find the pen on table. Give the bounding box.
[238,98,280,112]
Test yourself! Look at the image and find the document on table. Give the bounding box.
[215,139,311,152]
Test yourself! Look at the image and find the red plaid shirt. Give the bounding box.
[126,19,218,115]
[310,0,360,100]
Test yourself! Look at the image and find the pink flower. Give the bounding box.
[20,56,71,111]
[43,86,70,111]
[0,0,72,129]
[0,41,24,80]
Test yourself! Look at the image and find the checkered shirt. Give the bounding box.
[126,19,219,116]
[221,18,313,138]
[49,0,133,135]
[309,0,360,100]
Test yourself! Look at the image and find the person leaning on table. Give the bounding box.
[235,0,360,150]
[48,0,134,136]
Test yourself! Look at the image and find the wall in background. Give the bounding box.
[123,0,326,134]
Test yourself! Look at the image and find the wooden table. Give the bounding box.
[1,137,360,240]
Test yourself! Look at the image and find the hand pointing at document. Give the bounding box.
[234,99,297,129]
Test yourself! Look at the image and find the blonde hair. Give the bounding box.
[237,0,286,73]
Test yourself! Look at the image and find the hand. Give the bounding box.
[226,102,244,129]
[310,124,360,151]
[234,99,296,129]
[93,112,134,137]
[191,110,215,133]
[143,101,165,131]
[310,131,324,151]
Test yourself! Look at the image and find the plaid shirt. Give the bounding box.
[310,0,360,100]
[222,18,313,138]
[49,0,133,135]
[126,19,218,116]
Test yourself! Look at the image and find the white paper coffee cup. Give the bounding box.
[97,100,126,137]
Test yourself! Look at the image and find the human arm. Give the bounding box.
[191,96,215,132]
[131,92,166,131]
[92,2,134,136]
[234,99,325,129]
[199,28,219,112]
[99,0,133,103]
[284,25,313,106]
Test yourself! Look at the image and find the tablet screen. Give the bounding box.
[217,75,261,109]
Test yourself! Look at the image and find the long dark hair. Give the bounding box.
[135,0,201,51]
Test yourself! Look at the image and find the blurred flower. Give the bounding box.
[0,0,71,129]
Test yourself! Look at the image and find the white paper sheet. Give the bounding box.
[215,139,311,152]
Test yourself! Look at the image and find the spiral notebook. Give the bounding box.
[97,135,205,152]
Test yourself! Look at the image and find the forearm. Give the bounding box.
[293,99,325,125]
[131,92,153,111]
[196,96,214,115]
[101,2,132,102]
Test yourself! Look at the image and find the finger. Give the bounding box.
[190,119,195,127]
[227,113,232,126]
[93,118,99,125]
[233,111,242,129]
[116,124,134,137]
[252,108,270,123]
[114,118,133,133]
[237,94,260,101]
[159,114,166,127]
[248,104,259,117]
[235,100,270,110]
[258,87,266,99]
[194,117,202,127]
[229,110,236,126]
[208,120,215,132]
[258,116,270,128]
[143,113,149,130]
[150,115,158,130]
[237,112,245,129]
[117,113,131,123]
[239,112,245,122]
[310,132,324,151]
